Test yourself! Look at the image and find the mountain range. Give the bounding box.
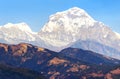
[0,42,120,79]
[0,7,120,59]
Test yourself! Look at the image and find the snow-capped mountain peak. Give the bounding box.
[2,22,32,32]
[66,7,94,20]
[38,7,120,59]
[41,7,95,33]
[0,22,37,44]
[51,7,94,21]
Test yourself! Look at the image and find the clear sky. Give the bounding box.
[0,0,120,33]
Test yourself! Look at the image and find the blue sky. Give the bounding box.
[0,0,120,33]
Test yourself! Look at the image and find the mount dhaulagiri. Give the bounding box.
[39,7,120,59]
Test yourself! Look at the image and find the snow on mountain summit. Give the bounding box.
[2,22,32,32]
[41,7,95,32]
[50,7,95,22]
[115,32,120,39]
[64,7,95,21]
[0,22,37,44]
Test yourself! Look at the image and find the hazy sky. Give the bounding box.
[0,0,120,33]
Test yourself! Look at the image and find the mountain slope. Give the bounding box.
[0,43,120,79]
[0,64,44,79]
[60,47,120,65]
[71,40,120,59]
